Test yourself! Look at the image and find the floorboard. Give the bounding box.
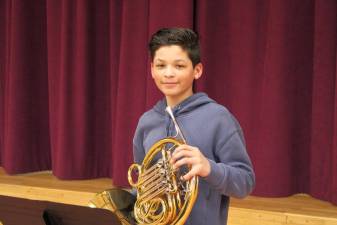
[0,167,336,225]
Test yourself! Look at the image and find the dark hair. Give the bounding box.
[148,27,201,67]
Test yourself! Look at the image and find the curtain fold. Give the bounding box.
[0,0,336,205]
[111,0,149,185]
[0,0,6,165]
[310,0,337,201]
[1,0,51,173]
[46,0,114,178]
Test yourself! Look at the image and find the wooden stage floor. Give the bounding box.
[0,167,336,225]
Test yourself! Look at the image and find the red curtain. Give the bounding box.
[0,0,336,205]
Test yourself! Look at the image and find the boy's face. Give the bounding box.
[151,45,202,106]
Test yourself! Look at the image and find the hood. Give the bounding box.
[153,92,215,117]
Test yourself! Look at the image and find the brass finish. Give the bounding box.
[89,107,199,224]
[88,188,136,225]
[129,138,198,225]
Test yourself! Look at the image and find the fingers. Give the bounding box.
[172,155,197,169]
[172,144,193,155]
[171,144,197,160]
[170,149,195,164]
[168,144,211,180]
[181,167,199,181]
[170,145,200,168]
[170,145,202,180]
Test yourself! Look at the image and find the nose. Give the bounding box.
[163,66,175,78]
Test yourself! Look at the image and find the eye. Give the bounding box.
[155,64,165,69]
[176,64,186,69]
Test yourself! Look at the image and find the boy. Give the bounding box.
[133,28,255,225]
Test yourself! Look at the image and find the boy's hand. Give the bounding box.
[170,144,211,181]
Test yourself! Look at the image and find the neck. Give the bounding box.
[166,91,194,108]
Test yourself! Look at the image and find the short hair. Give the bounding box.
[148,28,201,67]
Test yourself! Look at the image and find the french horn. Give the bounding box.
[89,106,198,225]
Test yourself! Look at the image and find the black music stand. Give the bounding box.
[0,195,121,225]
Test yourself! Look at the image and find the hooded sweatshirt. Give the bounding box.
[133,92,255,225]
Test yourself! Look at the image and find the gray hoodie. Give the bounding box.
[133,92,255,225]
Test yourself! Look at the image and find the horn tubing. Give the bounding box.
[165,106,187,143]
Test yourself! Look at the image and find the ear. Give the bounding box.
[193,63,203,80]
[150,62,155,79]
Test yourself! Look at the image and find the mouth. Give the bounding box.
[161,82,178,88]
[161,81,178,84]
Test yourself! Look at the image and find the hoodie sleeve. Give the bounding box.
[131,119,146,197]
[133,120,146,165]
[204,113,255,198]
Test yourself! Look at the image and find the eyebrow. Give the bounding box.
[154,59,187,63]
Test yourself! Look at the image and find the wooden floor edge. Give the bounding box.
[229,206,337,221]
[0,183,95,207]
[1,168,337,225]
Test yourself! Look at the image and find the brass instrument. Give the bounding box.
[89,106,198,225]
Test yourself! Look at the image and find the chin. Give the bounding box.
[161,89,180,97]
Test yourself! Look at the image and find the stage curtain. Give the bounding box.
[0,0,336,205]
